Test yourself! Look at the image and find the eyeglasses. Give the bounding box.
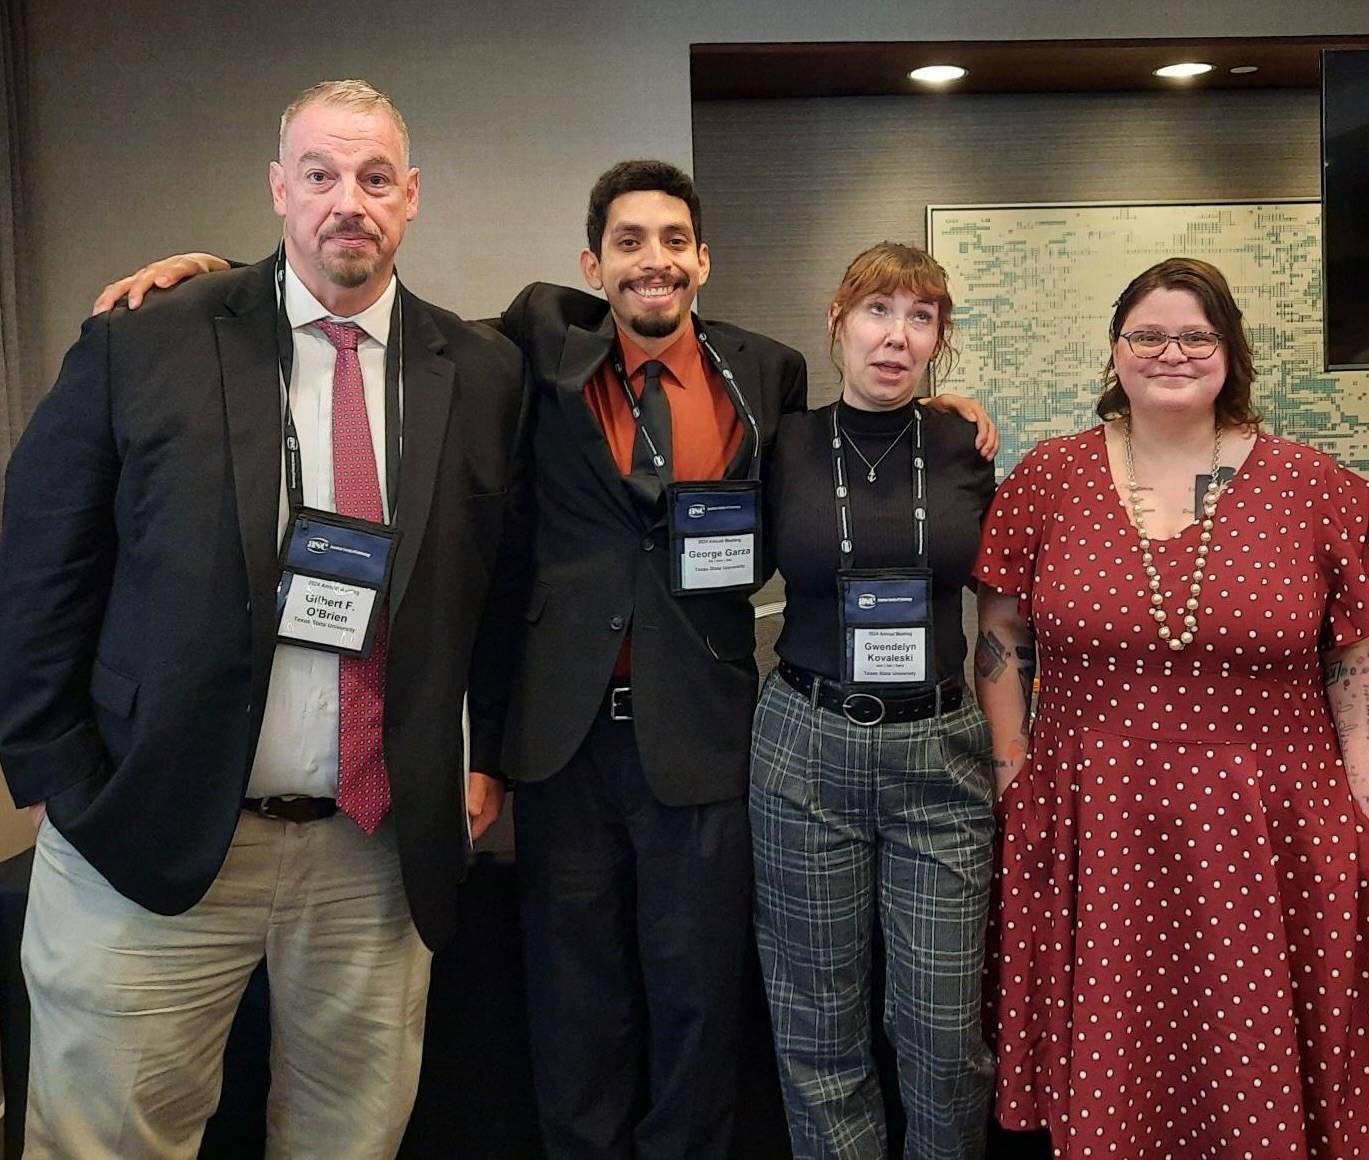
[1119,329,1223,359]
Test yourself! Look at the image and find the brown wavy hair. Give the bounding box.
[1097,257,1260,427]
[828,243,956,384]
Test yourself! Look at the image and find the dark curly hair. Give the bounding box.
[585,160,702,257]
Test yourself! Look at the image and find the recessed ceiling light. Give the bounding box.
[908,65,968,84]
[1229,65,1259,75]
[1154,62,1214,79]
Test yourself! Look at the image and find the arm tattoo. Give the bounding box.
[975,630,1009,682]
[1324,645,1369,820]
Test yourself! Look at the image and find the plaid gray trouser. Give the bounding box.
[750,669,996,1160]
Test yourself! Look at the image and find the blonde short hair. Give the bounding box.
[278,79,410,165]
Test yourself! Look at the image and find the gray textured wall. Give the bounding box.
[26,1,1363,386]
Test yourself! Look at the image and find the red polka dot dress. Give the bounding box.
[974,426,1369,1159]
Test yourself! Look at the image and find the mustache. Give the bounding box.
[321,223,381,243]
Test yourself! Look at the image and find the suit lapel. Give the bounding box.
[555,311,640,525]
[702,323,764,480]
[389,287,456,618]
[215,260,285,688]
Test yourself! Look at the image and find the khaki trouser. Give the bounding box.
[22,811,431,1159]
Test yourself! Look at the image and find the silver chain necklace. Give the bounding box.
[1123,418,1226,652]
[839,415,917,484]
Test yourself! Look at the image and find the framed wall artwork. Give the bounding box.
[927,200,1369,476]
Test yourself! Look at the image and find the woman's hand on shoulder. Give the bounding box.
[920,393,998,459]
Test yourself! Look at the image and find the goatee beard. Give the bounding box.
[319,252,377,289]
[630,310,683,340]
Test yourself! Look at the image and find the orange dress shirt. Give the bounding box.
[584,324,744,479]
[584,323,745,678]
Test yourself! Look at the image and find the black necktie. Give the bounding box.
[627,359,671,516]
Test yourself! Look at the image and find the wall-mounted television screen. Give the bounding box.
[1323,49,1369,371]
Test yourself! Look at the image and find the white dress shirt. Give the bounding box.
[246,260,400,799]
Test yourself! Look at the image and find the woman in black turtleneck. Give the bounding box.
[751,243,997,1160]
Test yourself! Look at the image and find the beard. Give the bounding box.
[319,252,378,288]
[628,308,684,340]
[317,226,383,288]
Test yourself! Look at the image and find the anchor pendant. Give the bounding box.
[866,469,877,483]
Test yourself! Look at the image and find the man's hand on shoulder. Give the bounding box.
[466,771,506,843]
[91,253,231,315]
[919,392,999,459]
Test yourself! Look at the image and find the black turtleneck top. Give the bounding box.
[769,399,996,684]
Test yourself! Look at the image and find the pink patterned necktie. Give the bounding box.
[315,319,390,834]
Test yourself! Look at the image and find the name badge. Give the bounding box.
[838,569,934,687]
[275,507,400,659]
[668,480,762,596]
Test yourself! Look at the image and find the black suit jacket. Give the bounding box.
[496,282,806,806]
[0,255,529,950]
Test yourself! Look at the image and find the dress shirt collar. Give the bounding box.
[616,320,702,387]
[282,259,397,346]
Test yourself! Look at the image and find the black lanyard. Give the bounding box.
[828,403,928,572]
[608,322,762,485]
[274,248,403,518]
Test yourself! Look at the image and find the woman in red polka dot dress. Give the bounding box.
[973,258,1369,1159]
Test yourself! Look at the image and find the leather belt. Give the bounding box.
[243,796,338,823]
[603,685,633,722]
[776,660,963,727]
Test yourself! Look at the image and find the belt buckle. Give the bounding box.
[252,796,285,820]
[608,686,632,721]
[841,691,885,727]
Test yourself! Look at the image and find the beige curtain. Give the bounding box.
[0,0,35,504]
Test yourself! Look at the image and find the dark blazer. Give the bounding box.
[0,255,529,950]
[496,282,806,806]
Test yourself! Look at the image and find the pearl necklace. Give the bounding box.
[1123,419,1226,652]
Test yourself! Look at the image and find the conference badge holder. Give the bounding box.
[668,479,762,595]
[829,402,934,690]
[838,568,935,688]
[275,507,400,659]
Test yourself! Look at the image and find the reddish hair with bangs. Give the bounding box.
[828,242,956,383]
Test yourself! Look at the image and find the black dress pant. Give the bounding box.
[515,711,752,1160]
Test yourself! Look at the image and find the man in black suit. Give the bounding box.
[0,80,526,1158]
[494,162,807,1159]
